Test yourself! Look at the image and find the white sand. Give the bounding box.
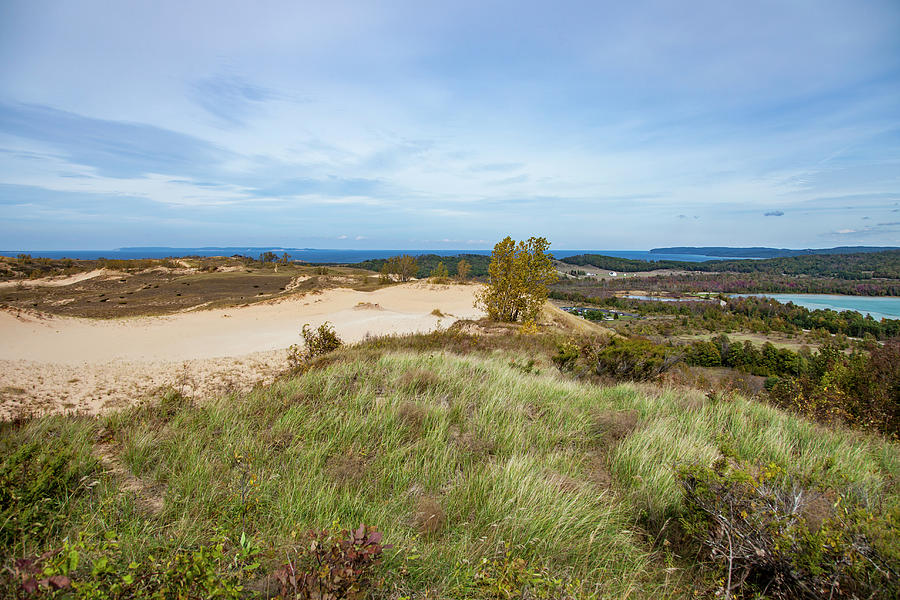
[0,282,483,418]
[0,269,112,289]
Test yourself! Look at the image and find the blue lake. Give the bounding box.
[731,294,900,321]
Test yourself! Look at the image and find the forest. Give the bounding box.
[562,249,900,279]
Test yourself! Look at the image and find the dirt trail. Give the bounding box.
[94,442,165,514]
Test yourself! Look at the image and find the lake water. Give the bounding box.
[731,294,900,321]
[0,247,741,263]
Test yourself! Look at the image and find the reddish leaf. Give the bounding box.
[22,578,37,594]
[48,575,71,589]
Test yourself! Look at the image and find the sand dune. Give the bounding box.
[0,282,483,418]
[0,268,112,289]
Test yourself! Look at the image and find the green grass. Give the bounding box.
[2,346,898,598]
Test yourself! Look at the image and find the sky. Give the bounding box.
[1,0,899,251]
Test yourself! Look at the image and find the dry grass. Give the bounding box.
[413,496,447,537]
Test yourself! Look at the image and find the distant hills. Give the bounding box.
[562,249,900,279]
[651,246,899,258]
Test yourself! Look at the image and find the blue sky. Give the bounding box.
[1,0,899,250]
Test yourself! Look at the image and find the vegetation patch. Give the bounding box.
[678,457,900,598]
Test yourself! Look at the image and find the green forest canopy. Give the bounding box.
[562,249,900,280]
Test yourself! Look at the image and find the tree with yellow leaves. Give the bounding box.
[475,236,558,322]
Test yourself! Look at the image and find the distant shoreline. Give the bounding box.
[1,248,762,263]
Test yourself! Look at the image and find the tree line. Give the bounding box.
[551,289,900,339]
[562,249,900,280]
[350,253,490,279]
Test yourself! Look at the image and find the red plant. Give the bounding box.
[274,525,391,600]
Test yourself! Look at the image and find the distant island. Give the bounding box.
[651,246,900,258]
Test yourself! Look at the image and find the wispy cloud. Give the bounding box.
[190,74,278,126]
[1,1,899,248]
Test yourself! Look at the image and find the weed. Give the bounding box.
[413,497,446,537]
[288,322,343,370]
[274,525,390,600]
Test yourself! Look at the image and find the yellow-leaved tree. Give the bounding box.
[475,236,558,322]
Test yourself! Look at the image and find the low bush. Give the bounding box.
[3,534,257,599]
[0,432,97,552]
[274,525,389,600]
[677,458,900,599]
[467,542,579,599]
[595,337,680,381]
[288,322,343,369]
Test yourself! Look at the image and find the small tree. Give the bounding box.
[379,262,392,284]
[396,254,418,282]
[430,261,449,280]
[475,236,558,322]
[456,258,471,281]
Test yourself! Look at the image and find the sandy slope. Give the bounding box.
[0,282,483,418]
[0,269,112,289]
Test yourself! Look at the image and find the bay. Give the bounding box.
[732,294,900,321]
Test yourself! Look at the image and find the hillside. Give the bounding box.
[651,246,900,258]
[2,334,898,598]
[562,249,900,279]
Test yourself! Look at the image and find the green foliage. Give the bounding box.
[273,525,389,600]
[381,254,418,282]
[469,542,578,599]
[551,340,581,372]
[677,458,900,599]
[430,261,449,280]
[563,249,900,280]
[552,288,900,339]
[350,254,490,279]
[595,337,680,381]
[456,258,472,280]
[476,236,558,322]
[684,335,804,377]
[288,322,344,369]
[5,534,254,599]
[768,339,900,438]
[0,432,97,551]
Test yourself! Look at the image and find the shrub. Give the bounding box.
[551,340,580,372]
[273,525,390,600]
[288,322,343,369]
[0,436,97,551]
[470,542,577,599]
[595,337,680,381]
[677,458,900,599]
[3,535,255,599]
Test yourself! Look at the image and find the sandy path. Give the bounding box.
[0,282,483,418]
